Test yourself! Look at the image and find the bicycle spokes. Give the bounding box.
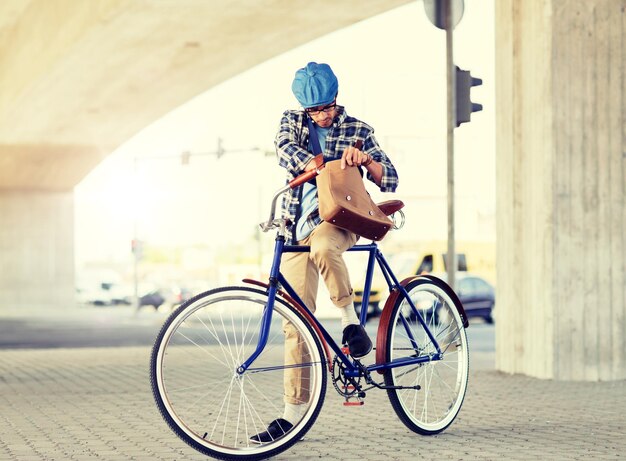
[383,279,469,435]
[151,287,327,459]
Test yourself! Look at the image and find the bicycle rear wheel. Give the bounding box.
[384,278,469,435]
[150,286,327,460]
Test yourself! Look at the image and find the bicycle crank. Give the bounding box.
[331,354,366,405]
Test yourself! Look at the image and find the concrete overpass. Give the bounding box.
[0,0,624,381]
[0,0,412,303]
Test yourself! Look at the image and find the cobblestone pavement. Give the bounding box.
[0,346,624,461]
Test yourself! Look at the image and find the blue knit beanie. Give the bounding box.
[291,62,338,108]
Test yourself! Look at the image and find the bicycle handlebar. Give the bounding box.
[288,153,325,189]
[261,143,364,232]
[261,158,325,232]
[288,167,322,189]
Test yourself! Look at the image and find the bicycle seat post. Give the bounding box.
[359,247,378,325]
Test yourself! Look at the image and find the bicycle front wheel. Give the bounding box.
[384,278,469,435]
[150,286,327,460]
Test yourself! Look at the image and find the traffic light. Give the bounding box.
[455,66,482,127]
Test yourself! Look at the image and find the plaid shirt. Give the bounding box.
[275,105,399,244]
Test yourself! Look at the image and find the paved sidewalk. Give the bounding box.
[0,346,624,461]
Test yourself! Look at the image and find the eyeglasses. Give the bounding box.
[305,102,336,116]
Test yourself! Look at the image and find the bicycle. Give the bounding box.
[150,167,470,460]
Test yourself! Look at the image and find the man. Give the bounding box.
[251,62,399,443]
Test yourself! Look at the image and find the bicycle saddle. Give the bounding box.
[377,200,404,216]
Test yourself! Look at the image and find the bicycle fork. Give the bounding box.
[236,234,289,375]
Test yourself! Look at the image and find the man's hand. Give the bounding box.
[341,146,371,169]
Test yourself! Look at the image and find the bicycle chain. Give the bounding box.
[331,355,361,397]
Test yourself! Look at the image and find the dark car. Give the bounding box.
[402,272,495,324]
[356,272,496,324]
[139,291,166,310]
[454,273,495,323]
[431,272,495,323]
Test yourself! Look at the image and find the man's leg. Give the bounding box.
[281,246,318,408]
[251,248,319,443]
[308,221,357,309]
[309,222,371,357]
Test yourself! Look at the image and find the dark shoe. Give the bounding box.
[250,418,293,444]
[342,324,372,358]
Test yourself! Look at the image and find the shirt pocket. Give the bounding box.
[333,137,354,156]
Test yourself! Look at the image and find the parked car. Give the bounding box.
[453,273,495,323]
[403,272,495,324]
[354,249,495,323]
[354,289,382,319]
[166,285,192,310]
[76,281,131,306]
[353,250,468,321]
[77,277,168,311]
[163,281,210,311]
[139,290,166,310]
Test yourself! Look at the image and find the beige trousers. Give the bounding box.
[281,222,357,405]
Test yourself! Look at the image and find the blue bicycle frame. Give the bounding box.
[236,234,444,378]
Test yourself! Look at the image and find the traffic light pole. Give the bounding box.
[445,0,457,291]
[132,157,140,312]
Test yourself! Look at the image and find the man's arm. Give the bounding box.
[340,135,398,193]
[275,111,315,176]
[340,146,384,185]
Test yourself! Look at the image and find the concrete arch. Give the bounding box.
[0,0,410,309]
[0,0,411,190]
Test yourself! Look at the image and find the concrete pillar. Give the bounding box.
[0,191,75,310]
[495,0,625,380]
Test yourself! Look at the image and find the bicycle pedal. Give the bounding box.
[343,400,364,406]
[342,385,356,392]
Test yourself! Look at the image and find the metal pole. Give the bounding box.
[133,157,140,311]
[445,0,456,291]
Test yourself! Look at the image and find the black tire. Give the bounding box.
[150,286,327,460]
[383,278,469,435]
[485,303,495,324]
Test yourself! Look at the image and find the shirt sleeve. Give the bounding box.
[275,111,315,177]
[363,132,399,193]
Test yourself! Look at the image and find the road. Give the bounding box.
[0,304,495,369]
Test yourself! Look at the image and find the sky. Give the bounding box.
[74,0,495,274]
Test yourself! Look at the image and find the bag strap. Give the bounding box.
[307,116,323,156]
[309,115,363,157]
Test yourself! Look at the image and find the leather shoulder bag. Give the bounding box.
[307,117,393,241]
